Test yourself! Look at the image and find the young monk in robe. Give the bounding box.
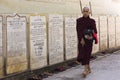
[76,7,98,77]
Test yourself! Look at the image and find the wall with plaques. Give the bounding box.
[29,15,47,70]
[99,16,108,51]
[48,14,64,65]
[0,13,120,78]
[6,14,27,74]
[0,16,3,77]
[108,16,116,48]
[65,16,77,60]
[91,16,99,54]
[0,0,119,78]
[115,17,120,47]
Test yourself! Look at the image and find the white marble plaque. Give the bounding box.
[48,14,64,65]
[6,14,27,74]
[65,16,77,60]
[0,16,3,77]
[91,16,99,54]
[30,15,47,70]
[116,17,120,47]
[108,17,115,48]
[99,16,108,51]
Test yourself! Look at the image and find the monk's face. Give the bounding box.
[82,9,90,17]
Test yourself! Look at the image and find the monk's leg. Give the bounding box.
[82,44,92,76]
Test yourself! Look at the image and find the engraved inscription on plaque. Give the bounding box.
[6,14,27,74]
[108,17,115,48]
[65,17,77,60]
[99,16,108,51]
[30,15,47,69]
[48,14,64,65]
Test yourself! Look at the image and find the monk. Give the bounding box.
[76,7,98,77]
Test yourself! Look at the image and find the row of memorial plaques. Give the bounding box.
[0,14,120,76]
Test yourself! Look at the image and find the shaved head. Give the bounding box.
[82,7,90,12]
[82,7,90,17]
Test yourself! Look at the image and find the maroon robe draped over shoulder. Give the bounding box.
[76,16,97,65]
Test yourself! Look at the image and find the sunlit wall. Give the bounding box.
[0,0,120,15]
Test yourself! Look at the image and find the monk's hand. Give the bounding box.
[80,38,85,46]
[88,36,93,40]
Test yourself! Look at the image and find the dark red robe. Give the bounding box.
[76,16,97,65]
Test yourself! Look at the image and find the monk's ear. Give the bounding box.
[89,12,91,14]
[82,11,84,14]
[89,11,91,14]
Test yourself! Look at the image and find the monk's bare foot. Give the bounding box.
[81,70,91,78]
[81,71,87,78]
[88,68,91,73]
[75,61,80,65]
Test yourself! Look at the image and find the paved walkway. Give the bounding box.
[44,51,120,80]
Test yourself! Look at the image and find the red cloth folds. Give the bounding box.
[93,33,98,44]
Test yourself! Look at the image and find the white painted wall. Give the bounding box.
[0,0,81,14]
[0,0,120,15]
